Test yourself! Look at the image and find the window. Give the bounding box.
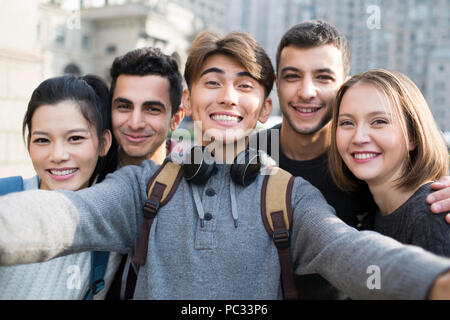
[106,44,117,55]
[55,26,65,45]
[82,35,91,50]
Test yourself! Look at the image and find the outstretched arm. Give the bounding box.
[290,178,450,300]
[0,164,154,266]
[427,176,450,224]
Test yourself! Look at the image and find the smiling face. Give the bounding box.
[277,45,345,136]
[183,54,272,146]
[28,101,109,191]
[112,74,179,165]
[336,83,414,188]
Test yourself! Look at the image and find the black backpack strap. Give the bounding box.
[261,167,298,300]
[132,160,183,266]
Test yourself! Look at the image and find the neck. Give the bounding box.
[279,121,331,161]
[119,143,167,166]
[203,138,248,164]
[369,181,419,216]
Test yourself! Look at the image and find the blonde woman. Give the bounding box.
[329,69,449,256]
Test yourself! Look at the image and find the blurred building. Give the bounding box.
[0,0,448,178]
[0,0,202,177]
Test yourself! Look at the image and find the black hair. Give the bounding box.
[276,20,352,77]
[110,47,182,116]
[23,74,119,186]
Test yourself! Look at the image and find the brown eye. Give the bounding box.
[33,138,49,144]
[69,136,85,142]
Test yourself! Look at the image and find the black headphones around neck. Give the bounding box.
[182,146,261,187]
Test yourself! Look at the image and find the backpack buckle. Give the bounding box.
[92,279,105,295]
[143,200,159,219]
[272,230,290,249]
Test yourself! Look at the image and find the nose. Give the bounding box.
[352,124,371,145]
[49,142,70,163]
[217,84,238,107]
[129,109,146,130]
[297,76,317,101]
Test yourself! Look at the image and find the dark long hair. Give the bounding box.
[23,74,119,186]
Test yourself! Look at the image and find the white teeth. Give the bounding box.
[297,108,317,113]
[50,169,77,176]
[354,153,378,160]
[211,114,241,122]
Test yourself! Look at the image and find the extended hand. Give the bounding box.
[427,176,450,224]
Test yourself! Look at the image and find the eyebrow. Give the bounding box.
[113,97,166,110]
[200,68,255,79]
[338,111,390,118]
[200,67,224,77]
[280,66,336,75]
[31,128,89,136]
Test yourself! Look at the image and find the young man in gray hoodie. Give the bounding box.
[0,30,450,300]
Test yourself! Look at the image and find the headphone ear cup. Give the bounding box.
[182,146,215,185]
[230,148,261,186]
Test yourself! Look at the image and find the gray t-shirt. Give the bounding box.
[374,183,450,257]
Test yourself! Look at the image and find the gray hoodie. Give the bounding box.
[0,158,449,299]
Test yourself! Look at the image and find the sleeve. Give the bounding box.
[289,178,450,300]
[0,163,156,266]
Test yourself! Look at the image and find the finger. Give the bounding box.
[430,182,446,191]
[427,187,450,204]
[430,198,450,216]
[430,176,450,190]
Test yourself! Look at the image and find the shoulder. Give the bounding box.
[404,184,450,255]
[273,168,336,219]
[0,176,25,195]
[404,183,445,220]
[23,175,40,191]
[110,160,160,184]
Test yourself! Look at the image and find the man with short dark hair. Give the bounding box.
[106,47,185,299]
[109,47,184,167]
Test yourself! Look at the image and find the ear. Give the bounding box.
[274,73,279,93]
[99,129,112,157]
[182,89,192,117]
[408,137,416,152]
[170,107,185,131]
[26,135,31,152]
[258,97,273,124]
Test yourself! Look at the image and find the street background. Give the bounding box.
[0,0,449,178]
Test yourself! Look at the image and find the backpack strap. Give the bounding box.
[132,160,183,266]
[261,167,298,300]
[0,176,24,196]
[84,251,110,300]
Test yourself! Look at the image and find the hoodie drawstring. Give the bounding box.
[192,176,239,229]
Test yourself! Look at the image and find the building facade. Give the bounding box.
[0,0,200,178]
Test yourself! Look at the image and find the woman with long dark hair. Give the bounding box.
[0,74,121,299]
